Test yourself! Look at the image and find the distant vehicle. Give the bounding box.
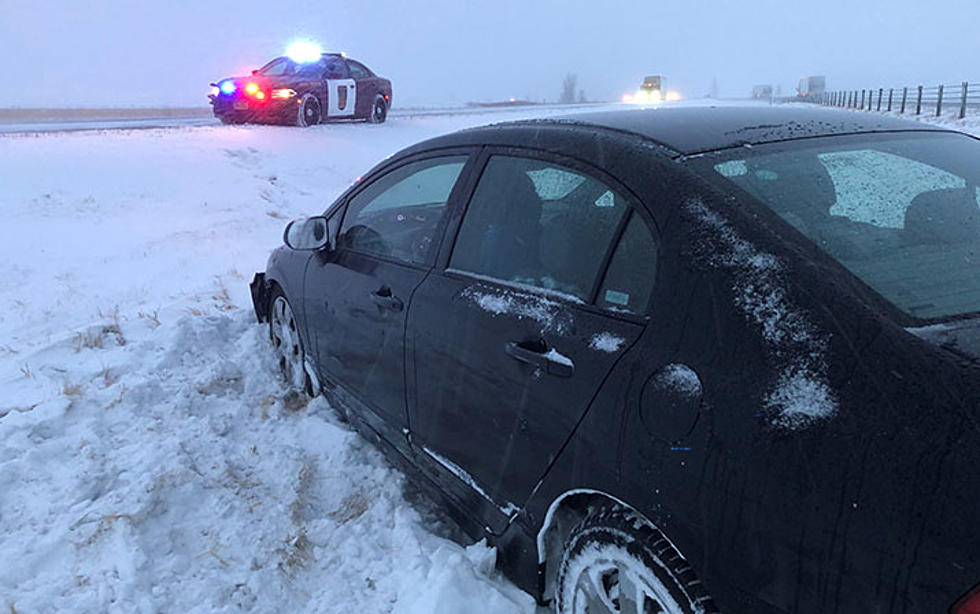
[751,84,773,99]
[797,75,826,97]
[250,106,980,613]
[637,75,665,102]
[209,45,392,127]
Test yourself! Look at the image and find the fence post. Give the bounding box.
[960,82,968,119]
[877,88,883,111]
[900,87,908,113]
[868,88,874,111]
[860,89,866,109]
[916,85,923,115]
[935,84,944,116]
[887,88,893,112]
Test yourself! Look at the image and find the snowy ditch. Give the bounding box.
[0,114,586,613]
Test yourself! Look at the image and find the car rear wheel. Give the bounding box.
[368,94,388,124]
[268,289,312,395]
[556,507,716,614]
[296,94,321,127]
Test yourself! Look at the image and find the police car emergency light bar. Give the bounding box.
[286,41,323,63]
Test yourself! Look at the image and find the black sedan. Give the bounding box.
[249,106,980,613]
[209,53,392,126]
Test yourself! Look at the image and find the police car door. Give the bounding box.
[324,57,356,118]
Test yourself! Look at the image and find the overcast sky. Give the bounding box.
[2,0,979,107]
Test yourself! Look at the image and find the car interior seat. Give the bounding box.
[475,170,543,281]
[902,187,980,245]
[740,153,839,234]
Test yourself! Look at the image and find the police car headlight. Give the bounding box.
[210,86,220,97]
[272,88,297,99]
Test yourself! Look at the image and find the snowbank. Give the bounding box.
[0,111,598,612]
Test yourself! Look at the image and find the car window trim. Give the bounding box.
[333,149,481,270]
[437,145,656,322]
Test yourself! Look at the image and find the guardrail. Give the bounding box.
[813,82,980,118]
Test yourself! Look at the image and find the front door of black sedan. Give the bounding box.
[407,153,658,531]
[303,154,474,448]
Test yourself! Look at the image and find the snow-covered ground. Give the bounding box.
[1,100,976,613]
[1,106,632,613]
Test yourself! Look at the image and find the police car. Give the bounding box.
[209,43,392,127]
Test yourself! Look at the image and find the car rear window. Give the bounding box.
[701,132,980,321]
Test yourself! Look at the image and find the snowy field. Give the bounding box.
[1,102,977,613]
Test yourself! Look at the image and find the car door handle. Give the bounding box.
[370,286,403,312]
[504,341,573,377]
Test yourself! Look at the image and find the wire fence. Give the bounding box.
[812,82,980,119]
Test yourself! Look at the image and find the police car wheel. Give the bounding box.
[297,94,321,127]
[368,94,387,124]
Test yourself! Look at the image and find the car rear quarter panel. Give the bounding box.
[639,183,976,612]
[498,133,980,613]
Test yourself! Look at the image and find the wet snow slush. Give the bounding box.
[2,102,976,612]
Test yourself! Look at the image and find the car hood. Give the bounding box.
[908,317,980,365]
[214,75,295,88]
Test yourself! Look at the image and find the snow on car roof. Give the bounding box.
[549,105,955,155]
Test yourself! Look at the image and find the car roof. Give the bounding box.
[544,105,954,156]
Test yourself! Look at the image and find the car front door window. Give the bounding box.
[340,157,467,266]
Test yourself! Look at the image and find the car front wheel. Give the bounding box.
[296,93,321,127]
[555,507,716,614]
[367,94,388,123]
[268,289,312,394]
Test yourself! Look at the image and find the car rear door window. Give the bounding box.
[339,157,467,266]
[450,155,629,301]
[597,212,657,314]
[347,60,370,79]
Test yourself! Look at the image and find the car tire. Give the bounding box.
[268,288,313,395]
[296,94,322,127]
[555,506,717,614]
[367,94,388,124]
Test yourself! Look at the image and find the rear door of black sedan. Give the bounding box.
[406,149,659,530]
[303,151,478,451]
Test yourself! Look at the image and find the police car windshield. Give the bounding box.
[697,131,980,322]
[256,58,295,76]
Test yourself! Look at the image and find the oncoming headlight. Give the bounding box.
[272,88,297,99]
[210,85,220,97]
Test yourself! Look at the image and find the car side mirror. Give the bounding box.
[251,69,258,75]
[283,216,329,250]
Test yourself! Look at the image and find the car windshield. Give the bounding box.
[256,57,295,76]
[695,131,980,321]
